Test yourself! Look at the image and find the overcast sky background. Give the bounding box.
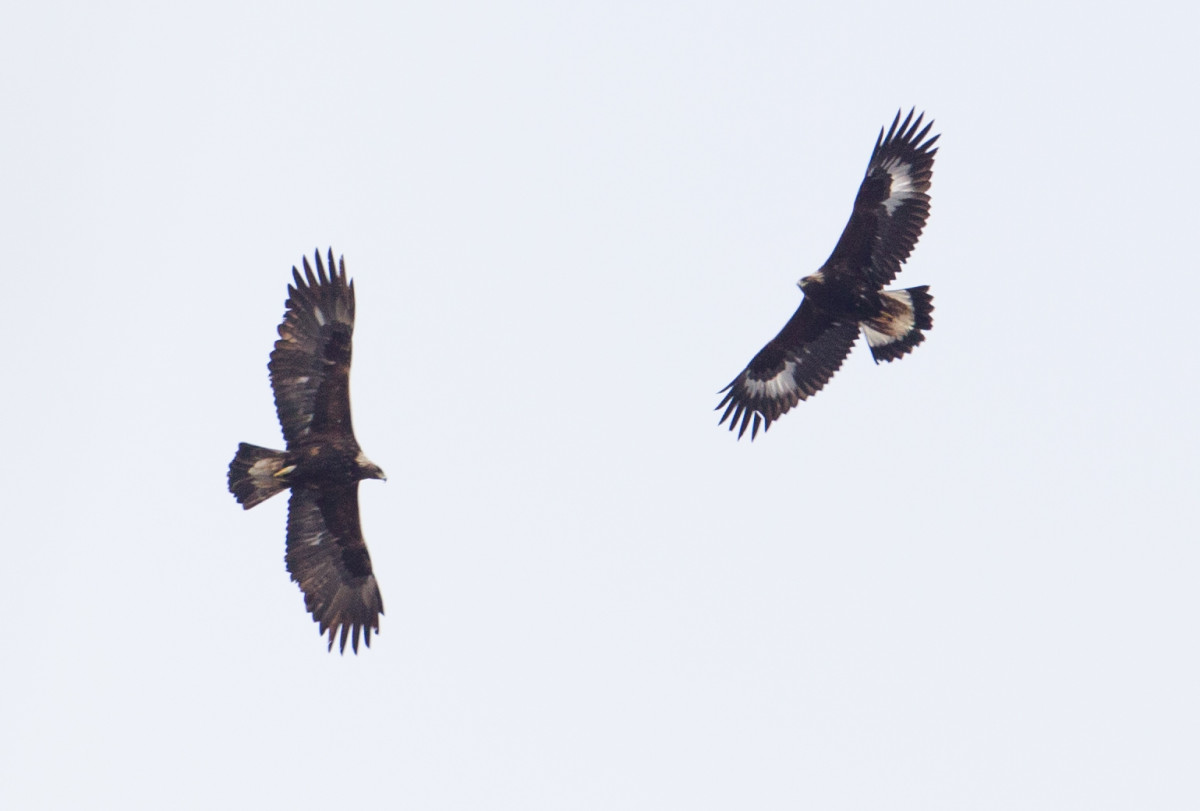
[3,2,1197,808]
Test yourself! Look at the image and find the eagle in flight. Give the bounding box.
[228,250,386,653]
[717,109,939,440]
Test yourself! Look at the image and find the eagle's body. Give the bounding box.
[718,109,939,439]
[228,250,385,653]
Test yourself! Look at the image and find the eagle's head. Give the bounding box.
[797,270,825,293]
[355,451,387,482]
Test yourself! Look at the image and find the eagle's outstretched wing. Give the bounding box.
[820,109,938,287]
[269,249,357,446]
[285,486,383,653]
[717,298,860,440]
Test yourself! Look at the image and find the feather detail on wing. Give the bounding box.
[285,486,383,654]
[821,109,938,288]
[269,249,357,446]
[717,299,860,440]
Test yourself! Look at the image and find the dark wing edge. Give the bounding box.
[717,300,860,440]
[268,249,357,445]
[285,486,383,654]
[821,109,939,288]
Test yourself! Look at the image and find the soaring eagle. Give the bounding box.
[717,109,939,440]
[228,249,386,653]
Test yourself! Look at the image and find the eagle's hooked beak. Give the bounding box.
[797,270,825,292]
[356,452,387,482]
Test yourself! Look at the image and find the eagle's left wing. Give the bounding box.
[285,486,383,653]
[269,250,357,447]
[820,109,938,287]
[717,298,860,440]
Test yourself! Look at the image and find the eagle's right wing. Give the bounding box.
[285,486,383,654]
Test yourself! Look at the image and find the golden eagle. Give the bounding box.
[228,250,386,653]
[717,109,939,439]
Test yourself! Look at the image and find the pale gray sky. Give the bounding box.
[2,2,1197,809]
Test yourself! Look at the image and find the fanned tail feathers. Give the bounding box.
[228,443,290,509]
[862,285,934,363]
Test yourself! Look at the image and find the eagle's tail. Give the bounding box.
[862,285,934,363]
[228,443,290,509]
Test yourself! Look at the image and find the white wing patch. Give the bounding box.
[742,360,800,400]
[312,306,327,326]
[880,158,917,215]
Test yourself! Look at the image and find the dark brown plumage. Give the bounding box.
[718,109,939,439]
[228,249,385,653]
